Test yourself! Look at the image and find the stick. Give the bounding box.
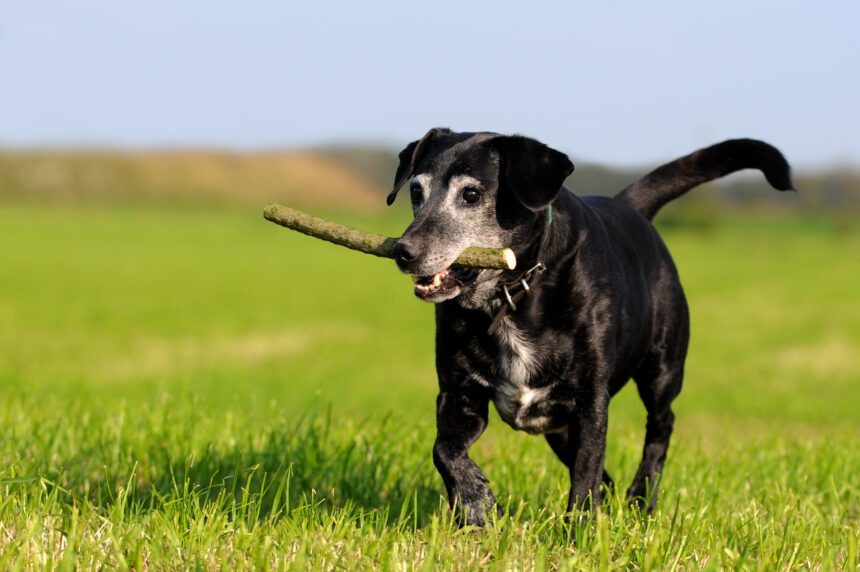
[263,203,517,270]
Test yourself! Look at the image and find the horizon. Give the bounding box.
[3,142,858,175]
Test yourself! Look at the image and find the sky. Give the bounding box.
[1,1,858,168]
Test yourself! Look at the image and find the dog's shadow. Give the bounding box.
[45,410,444,528]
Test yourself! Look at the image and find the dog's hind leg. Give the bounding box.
[545,430,615,492]
[543,386,611,521]
[627,358,685,514]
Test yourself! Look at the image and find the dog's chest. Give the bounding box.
[490,319,565,434]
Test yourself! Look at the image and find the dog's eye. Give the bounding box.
[462,187,481,204]
[410,183,423,204]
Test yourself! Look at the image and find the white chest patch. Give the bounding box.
[491,318,554,433]
[495,317,539,386]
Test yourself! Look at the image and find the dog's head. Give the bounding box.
[388,128,573,305]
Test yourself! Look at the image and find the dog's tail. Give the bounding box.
[614,139,794,221]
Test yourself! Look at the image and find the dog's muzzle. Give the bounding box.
[393,239,478,301]
[411,268,478,300]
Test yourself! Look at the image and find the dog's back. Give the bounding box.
[582,139,793,398]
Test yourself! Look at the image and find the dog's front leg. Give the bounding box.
[432,388,498,527]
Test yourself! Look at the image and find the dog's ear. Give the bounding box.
[387,127,451,205]
[494,135,574,211]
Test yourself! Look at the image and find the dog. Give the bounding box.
[387,128,793,526]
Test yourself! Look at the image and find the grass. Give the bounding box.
[0,202,858,570]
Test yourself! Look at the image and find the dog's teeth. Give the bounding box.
[432,274,441,287]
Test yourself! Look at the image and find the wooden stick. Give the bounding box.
[263,203,517,270]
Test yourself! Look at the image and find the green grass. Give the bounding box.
[0,203,858,570]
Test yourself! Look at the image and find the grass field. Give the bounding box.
[0,202,858,570]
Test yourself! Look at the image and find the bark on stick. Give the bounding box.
[263,203,517,270]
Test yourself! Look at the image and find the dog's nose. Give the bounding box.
[392,239,418,268]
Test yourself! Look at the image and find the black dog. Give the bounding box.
[387,129,792,525]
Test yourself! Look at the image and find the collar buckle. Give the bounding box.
[522,262,546,283]
[502,284,517,311]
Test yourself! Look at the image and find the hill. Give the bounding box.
[0,149,388,212]
[2,147,858,219]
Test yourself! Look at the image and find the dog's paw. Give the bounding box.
[628,495,647,512]
[455,492,499,528]
[626,483,658,516]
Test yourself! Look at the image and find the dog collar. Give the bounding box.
[486,262,546,335]
[486,208,553,334]
[486,205,554,335]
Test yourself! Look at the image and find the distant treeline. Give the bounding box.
[2,147,858,221]
[320,146,860,214]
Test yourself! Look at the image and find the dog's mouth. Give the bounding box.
[411,267,478,301]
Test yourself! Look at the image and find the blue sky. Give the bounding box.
[1,1,857,167]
